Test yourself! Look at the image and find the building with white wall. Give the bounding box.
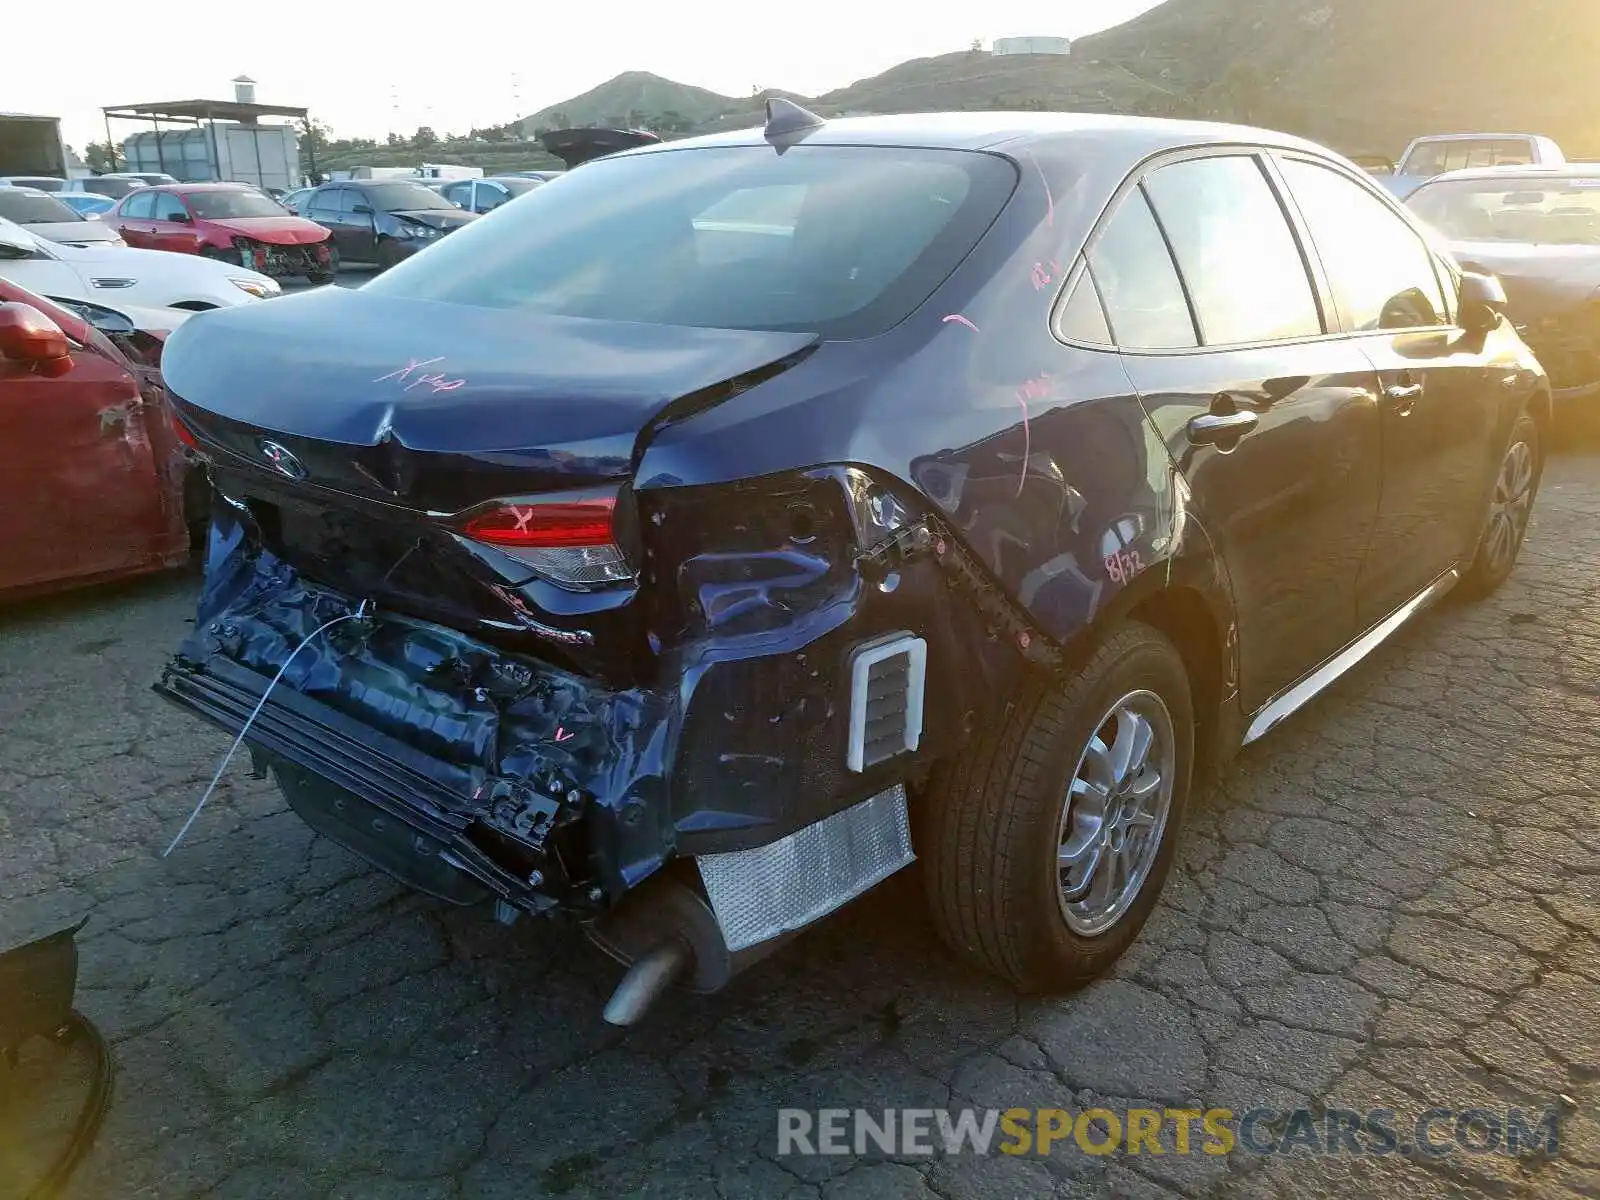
[992,36,1072,56]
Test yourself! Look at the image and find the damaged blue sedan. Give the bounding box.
[157,102,1548,1023]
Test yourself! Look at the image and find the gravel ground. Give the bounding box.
[1,448,1597,1200]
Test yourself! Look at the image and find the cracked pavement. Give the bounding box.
[2,452,1598,1200]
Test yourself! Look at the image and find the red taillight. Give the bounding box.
[462,499,615,548]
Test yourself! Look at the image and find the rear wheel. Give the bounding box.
[376,238,402,271]
[921,621,1194,990]
[1458,412,1541,598]
[200,246,237,265]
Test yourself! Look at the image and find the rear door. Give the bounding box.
[115,189,157,247]
[0,291,180,592]
[307,187,357,260]
[1273,155,1505,626]
[440,180,473,211]
[1095,150,1384,711]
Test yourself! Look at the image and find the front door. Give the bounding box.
[342,189,380,262]
[1273,155,1508,625]
[149,191,202,254]
[1089,151,1384,710]
[0,308,178,593]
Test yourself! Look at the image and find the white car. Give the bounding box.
[0,186,123,247]
[0,174,68,192]
[0,215,279,310]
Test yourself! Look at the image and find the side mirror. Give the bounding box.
[169,210,192,223]
[0,303,73,374]
[352,204,374,215]
[1458,271,1507,334]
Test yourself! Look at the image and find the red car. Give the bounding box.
[105,183,337,284]
[0,279,189,600]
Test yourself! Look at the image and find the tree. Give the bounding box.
[970,38,984,52]
[413,126,438,147]
[386,131,403,147]
[85,140,119,172]
[653,109,694,136]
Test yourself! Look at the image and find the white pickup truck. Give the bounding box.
[1381,133,1566,198]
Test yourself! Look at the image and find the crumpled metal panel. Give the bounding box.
[695,784,913,951]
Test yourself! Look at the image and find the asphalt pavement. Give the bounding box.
[1,441,1597,1198]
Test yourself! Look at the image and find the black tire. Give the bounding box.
[200,246,237,265]
[1458,411,1542,599]
[921,621,1194,991]
[306,270,335,285]
[376,238,402,271]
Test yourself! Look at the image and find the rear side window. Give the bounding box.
[1055,267,1113,346]
[364,145,1017,339]
[1142,155,1322,345]
[1278,158,1449,331]
[1087,189,1197,350]
[121,191,155,219]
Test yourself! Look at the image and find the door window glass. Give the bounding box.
[1087,189,1197,350]
[1278,158,1449,331]
[121,191,155,219]
[152,193,189,221]
[1142,155,1323,345]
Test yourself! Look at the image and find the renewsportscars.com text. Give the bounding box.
[776,1106,1561,1159]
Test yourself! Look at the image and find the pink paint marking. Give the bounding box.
[942,314,980,332]
[554,727,575,743]
[1030,262,1052,291]
[374,355,444,384]
[1013,372,1054,498]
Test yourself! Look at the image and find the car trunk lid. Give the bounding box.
[161,286,818,508]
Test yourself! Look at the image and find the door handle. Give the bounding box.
[1187,410,1259,446]
[1385,381,1423,416]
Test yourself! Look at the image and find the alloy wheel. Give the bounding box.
[1484,438,1535,574]
[1056,689,1176,936]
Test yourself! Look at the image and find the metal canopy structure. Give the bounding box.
[100,97,315,181]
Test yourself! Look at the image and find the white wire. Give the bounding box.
[161,612,360,859]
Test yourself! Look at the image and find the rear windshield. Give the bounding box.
[185,189,291,219]
[364,145,1017,338]
[1409,177,1600,245]
[0,189,80,224]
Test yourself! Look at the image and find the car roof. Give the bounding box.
[149,181,254,191]
[614,111,1335,163]
[1406,132,1548,143]
[0,185,59,197]
[1416,162,1600,187]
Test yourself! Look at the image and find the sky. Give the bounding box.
[7,0,1166,154]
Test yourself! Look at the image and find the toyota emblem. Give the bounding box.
[258,439,308,480]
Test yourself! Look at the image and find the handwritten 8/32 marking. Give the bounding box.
[1104,548,1143,585]
[374,356,467,393]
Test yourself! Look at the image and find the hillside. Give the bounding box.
[516,71,738,135]
[520,0,1599,157]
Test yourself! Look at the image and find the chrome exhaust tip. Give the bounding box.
[601,939,692,1026]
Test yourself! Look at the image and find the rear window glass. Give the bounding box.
[364,145,1017,338]
[0,190,80,224]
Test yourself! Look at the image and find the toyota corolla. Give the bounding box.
[156,104,1549,1023]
